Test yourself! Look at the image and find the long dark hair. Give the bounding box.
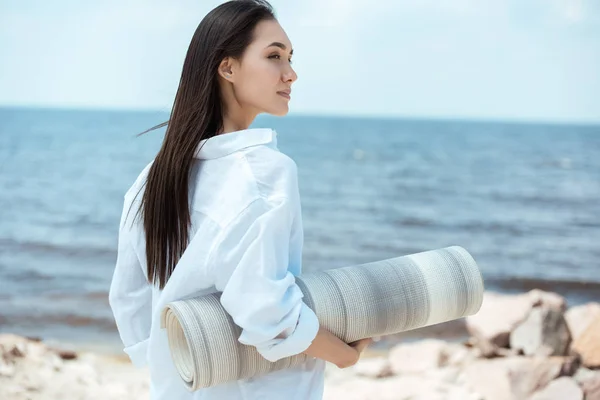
[136,0,276,289]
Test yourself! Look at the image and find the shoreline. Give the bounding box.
[4,282,600,361]
[2,289,599,399]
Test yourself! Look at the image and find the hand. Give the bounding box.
[336,338,373,369]
[349,337,373,357]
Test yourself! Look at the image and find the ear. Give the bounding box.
[218,57,234,82]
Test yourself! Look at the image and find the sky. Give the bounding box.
[0,0,599,123]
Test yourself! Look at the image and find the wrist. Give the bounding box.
[336,346,358,368]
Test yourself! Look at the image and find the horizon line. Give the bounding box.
[1,103,599,129]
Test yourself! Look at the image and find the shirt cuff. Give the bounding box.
[123,338,149,368]
[255,302,320,362]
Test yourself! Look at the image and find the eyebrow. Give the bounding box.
[266,42,293,55]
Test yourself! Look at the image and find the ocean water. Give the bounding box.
[0,107,599,351]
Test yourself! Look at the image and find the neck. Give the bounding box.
[220,114,255,134]
[219,84,259,134]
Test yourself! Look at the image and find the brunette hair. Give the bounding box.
[136,0,275,289]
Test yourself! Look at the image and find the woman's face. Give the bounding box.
[222,19,297,117]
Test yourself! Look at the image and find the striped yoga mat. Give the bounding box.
[161,246,484,390]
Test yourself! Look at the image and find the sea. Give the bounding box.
[0,106,599,354]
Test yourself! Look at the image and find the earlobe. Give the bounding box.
[218,58,233,81]
[219,69,232,81]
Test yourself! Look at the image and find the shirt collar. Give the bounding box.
[193,128,278,159]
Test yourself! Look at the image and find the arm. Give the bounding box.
[108,197,152,368]
[209,196,359,366]
[302,326,361,368]
[209,196,317,362]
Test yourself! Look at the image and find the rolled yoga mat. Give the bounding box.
[161,245,484,391]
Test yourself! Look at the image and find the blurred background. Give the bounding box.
[0,0,598,354]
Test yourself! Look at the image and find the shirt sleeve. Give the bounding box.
[207,196,320,363]
[108,196,152,368]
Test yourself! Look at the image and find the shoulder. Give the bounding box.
[123,161,153,201]
[118,161,154,230]
[241,145,299,200]
[194,144,299,229]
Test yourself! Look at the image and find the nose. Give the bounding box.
[283,65,298,83]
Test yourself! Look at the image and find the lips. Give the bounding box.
[277,89,291,99]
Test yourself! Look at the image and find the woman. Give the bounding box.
[108,1,372,399]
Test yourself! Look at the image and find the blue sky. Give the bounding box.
[1,0,599,123]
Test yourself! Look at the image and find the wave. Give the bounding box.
[485,276,600,304]
[0,238,115,260]
[0,312,116,331]
[486,276,600,291]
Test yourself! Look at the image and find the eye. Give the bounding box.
[269,54,293,64]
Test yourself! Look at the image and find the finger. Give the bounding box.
[356,340,371,352]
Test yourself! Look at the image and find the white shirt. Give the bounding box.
[108,128,325,400]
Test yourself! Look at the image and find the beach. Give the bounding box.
[2,289,599,400]
[1,108,599,398]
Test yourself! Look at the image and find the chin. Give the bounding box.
[268,105,289,117]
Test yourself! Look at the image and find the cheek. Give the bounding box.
[239,62,280,101]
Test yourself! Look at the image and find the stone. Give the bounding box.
[57,349,78,361]
[323,372,479,400]
[566,302,600,340]
[466,291,566,355]
[529,377,583,400]
[0,358,15,378]
[444,343,477,367]
[581,376,600,400]
[0,334,151,400]
[388,339,447,374]
[572,316,600,368]
[352,356,393,378]
[556,354,581,377]
[425,366,460,384]
[496,347,522,357]
[574,368,600,400]
[509,306,572,357]
[508,357,571,398]
[462,356,575,400]
[528,289,567,312]
[462,358,518,400]
[9,343,26,358]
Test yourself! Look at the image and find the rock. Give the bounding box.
[573,367,597,383]
[509,307,572,357]
[57,350,78,361]
[444,343,478,367]
[509,356,577,399]
[462,358,519,400]
[466,292,531,349]
[496,347,522,357]
[388,339,447,374]
[466,291,566,355]
[581,376,600,400]
[572,316,600,368]
[323,371,479,400]
[470,336,499,358]
[574,368,600,400]
[352,357,393,378]
[0,359,15,378]
[566,302,600,340]
[0,333,150,400]
[9,343,26,358]
[425,366,460,384]
[528,289,567,312]
[556,354,582,377]
[529,377,583,400]
[462,356,575,400]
